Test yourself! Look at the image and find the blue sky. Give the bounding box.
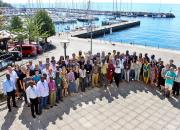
[3,0,180,4]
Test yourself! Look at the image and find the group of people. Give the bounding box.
[2,50,180,118]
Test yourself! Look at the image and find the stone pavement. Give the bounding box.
[0,81,180,130]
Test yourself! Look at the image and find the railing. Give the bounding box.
[99,38,161,49]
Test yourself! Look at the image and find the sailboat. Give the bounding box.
[152,0,162,18]
[126,0,137,17]
[77,0,99,22]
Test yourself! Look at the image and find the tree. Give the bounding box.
[0,0,12,8]
[9,16,23,31]
[34,10,55,43]
[23,16,48,43]
[0,15,5,30]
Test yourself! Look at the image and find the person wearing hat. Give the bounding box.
[3,74,17,112]
[26,80,39,118]
[37,75,49,114]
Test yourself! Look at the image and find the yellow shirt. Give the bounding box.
[101,64,108,74]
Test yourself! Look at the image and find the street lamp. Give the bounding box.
[90,24,93,54]
[87,21,93,54]
[60,39,70,58]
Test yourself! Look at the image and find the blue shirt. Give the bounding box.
[3,79,16,95]
[165,71,176,86]
[32,75,41,83]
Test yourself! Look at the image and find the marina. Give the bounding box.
[0,7,176,18]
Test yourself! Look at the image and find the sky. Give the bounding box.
[2,0,180,4]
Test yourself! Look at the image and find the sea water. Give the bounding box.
[12,3,180,50]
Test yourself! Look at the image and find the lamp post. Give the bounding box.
[90,24,93,54]
[60,40,69,58]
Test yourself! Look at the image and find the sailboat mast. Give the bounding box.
[130,0,132,12]
[159,0,162,13]
[113,0,115,12]
[116,0,118,12]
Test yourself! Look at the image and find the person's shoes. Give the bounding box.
[50,106,53,108]
[8,109,11,112]
[13,105,18,108]
[32,115,36,118]
[54,104,57,106]
[36,113,40,115]
[60,99,63,102]
[38,112,42,115]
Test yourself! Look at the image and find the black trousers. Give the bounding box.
[7,90,16,110]
[114,73,121,87]
[30,98,39,116]
[173,81,180,96]
[80,77,86,92]
[22,90,28,104]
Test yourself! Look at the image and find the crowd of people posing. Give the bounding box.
[2,50,180,118]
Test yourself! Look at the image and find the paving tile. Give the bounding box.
[0,82,180,130]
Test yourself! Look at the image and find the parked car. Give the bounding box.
[9,51,23,61]
[32,43,43,54]
[12,45,37,57]
[0,53,14,71]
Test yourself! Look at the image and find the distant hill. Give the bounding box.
[0,0,12,7]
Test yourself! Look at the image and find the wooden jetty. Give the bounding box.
[71,20,140,38]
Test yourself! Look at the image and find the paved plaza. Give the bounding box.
[0,81,180,130]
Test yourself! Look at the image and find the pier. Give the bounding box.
[71,20,140,38]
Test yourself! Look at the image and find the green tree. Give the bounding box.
[34,10,55,43]
[9,16,23,31]
[0,0,12,7]
[0,15,5,30]
[23,16,48,43]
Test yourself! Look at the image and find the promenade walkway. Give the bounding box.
[0,82,180,130]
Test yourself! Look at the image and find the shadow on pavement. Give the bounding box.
[1,81,180,130]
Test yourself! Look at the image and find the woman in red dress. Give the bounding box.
[107,59,115,86]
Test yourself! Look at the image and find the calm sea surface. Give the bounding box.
[13,3,180,50]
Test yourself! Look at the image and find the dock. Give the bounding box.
[71,20,140,38]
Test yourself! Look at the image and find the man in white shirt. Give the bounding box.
[3,74,17,112]
[37,75,49,114]
[114,59,122,87]
[7,66,19,85]
[79,65,86,92]
[26,81,39,118]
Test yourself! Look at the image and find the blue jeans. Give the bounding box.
[39,96,48,113]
